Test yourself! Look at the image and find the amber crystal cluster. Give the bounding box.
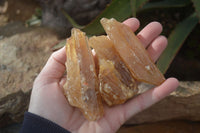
[63,18,165,121]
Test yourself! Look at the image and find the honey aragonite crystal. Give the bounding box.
[63,18,166,121]
[100,18,165,85]
[89,36,138,106]
[64,28,104,121]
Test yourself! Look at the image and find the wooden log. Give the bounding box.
[126,81,200,124]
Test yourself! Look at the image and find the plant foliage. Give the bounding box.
[59,0,200,74]
[157,13,199,73]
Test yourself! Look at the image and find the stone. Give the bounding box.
[64,28,104,121]
[0,28,59,127]
[89,36,138,106]
[126,81,200,124]
[0,22,29,38]
[100,18,165,85]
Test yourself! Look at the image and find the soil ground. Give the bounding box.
[0,0,39,23]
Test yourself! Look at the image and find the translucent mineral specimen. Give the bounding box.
[64,28,104,121]
[64,18,166,121]
[100,18,165,85]
[89,36,138,106]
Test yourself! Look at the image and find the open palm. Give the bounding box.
[29,18,179,133]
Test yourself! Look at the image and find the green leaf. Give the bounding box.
[191,0,200,20]
[138,0,191,12]
[82,0,150,35]
[62,0,149,35]
[82,0,132,35]
[131,0,149,17]
[136,0,149,9]
[156,13,199,74]
[61,9,84,29]
[25,8,42,27]
[130,0,136,17]
[52,40,66,51]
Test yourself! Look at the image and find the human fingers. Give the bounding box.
[38,46,66,82]
[147,35,168,62]
[137,22,163,48]
[123,18,140,32]
[123,78,179,122]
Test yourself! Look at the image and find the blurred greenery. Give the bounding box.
[62,0,150,35]
[138,0,191,12]
[191,0,200,19]
[59,0,200,74]
[25,8,42,27]
[156,13,198,73]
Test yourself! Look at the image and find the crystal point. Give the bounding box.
[90,36,138,106]
[100,18,165,85]
[64,28,104,121]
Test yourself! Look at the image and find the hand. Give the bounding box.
[29,18,179,133]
